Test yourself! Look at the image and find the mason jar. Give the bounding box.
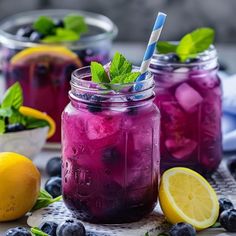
[61,67,160,223]
[0,9,117,142]
[150,45,222,174]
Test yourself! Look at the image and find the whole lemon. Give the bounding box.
[0,152,40,222]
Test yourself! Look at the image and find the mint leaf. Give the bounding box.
[110,52,132,79]
[42,28,79,43]
[156,41,177,54]
[31,189,62,211]
[176,27,215,62]
[9,109,26,125]
[210,222,221,228]
[31,227,49,236]
[1,82,23,109]
[33,16,55,35]
[91,62,110,85]
[0,107,13,117]
[25,117,49,129]
[64,14,88,35]
[123,72,141,83]
[0,119,5,134]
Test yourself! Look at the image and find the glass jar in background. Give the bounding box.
[61,67,160,223]
[0,9,117,142]
[150,45,222,174]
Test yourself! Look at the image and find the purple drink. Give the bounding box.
[61,67,160,223]
[0,10,117,142]
[150,46,222,174]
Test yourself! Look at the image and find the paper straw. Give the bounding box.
[137,12,167,82]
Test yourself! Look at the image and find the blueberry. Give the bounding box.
[165,53,180,63]
[169,222,196,236]
[185,57,200,63]
[87,104,103,113]
[227,157,236,175]
[5,123,25,133]
[65,64,78,81]
[45,177,62,198]
[5,227,31,236]
[16,26,33,38]
[46,157,62,177]
[39,221,58,236]
[56,219,86,236]
[102,147,121,165]
[55,19,64,28]
[78,93,92,101]
[30,31,44,42]
[219,198,234,215]
[220,209,236,232]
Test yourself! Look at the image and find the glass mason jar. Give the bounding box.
[0,9,117,142]
[61,67,160,223]
[150,45,222,174]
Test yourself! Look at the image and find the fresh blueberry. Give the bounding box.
[5,227,31,236]
[16,26,33,38]
[56,219,86,236]
[87,104,103,113]
[46,157,62,177]
[39,221,58,236]
[165,53,180,63]
[220,209,236,232]
[102,147,121,165]
[219,61,227,71]
[45,177,62,198]
[227,157,236,175]
[30,31,44,42]
[219,198,234,215]
[169,222,196,236]
[78,93,92,101]
[5,123,25,133]
[185,57,200,63]
[55,19,64,28]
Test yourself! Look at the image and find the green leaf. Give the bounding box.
[33,16,55,35]
[1,82,23,109]
[156,41,177,54]
[42,28,79,43]
[0,107,13,117]
[31,227,49,236]
[9,109,26,125]
[123,72,141,83]
[144,233,149,236]
[110,52,132,79]
[25,117,49,129]
[63,14,88,35]
[176,27,215,62]
[0,119,5,134]
[31,189,62,211]
[91,62,110,85]
[210,221,221,228]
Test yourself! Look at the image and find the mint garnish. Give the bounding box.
[156,27,215,62]
[0,82,50,134]
[31,189,62,211]
[91,52,140,90]
[33,16,55,35]
[31,227,49,236]
[63,14,88,35]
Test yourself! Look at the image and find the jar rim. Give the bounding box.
[0,9,118,49]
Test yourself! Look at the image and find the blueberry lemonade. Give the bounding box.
[150,28,222,173]
[62,52,160,223]
[0,9,117,142]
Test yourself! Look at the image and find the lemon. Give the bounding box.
[0,152,40,222]
[10,46,82,66]
[159,167,219,230]
[19,106,56,139]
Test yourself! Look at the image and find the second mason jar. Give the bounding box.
[62,67,160,223]
[150,45,222,174]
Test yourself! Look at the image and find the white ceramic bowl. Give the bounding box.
[0,126,49,159]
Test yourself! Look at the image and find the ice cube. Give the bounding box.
[86,114,121,140]
[175,83,203,112]
[165,138,197,160]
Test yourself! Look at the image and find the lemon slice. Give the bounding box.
[10,46,82,66]
[19,106,56,139]
[159,167,219,230]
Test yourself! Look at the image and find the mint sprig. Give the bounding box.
[91,52,140,90]
[31,227,49,236]
[33,16,55,36]
[31,189,62,211]
[156,27,215,62]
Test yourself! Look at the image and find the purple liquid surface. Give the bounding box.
[153,68,222,174]
[62,101,160,223]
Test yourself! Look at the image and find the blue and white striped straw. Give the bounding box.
[137,12,167,82]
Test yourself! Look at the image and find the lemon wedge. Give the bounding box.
[19,106,56,139]
[159,167,219,230]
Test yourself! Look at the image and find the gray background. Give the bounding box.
[0,0,235,43]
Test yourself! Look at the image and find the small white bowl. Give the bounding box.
[0,126,49,159]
